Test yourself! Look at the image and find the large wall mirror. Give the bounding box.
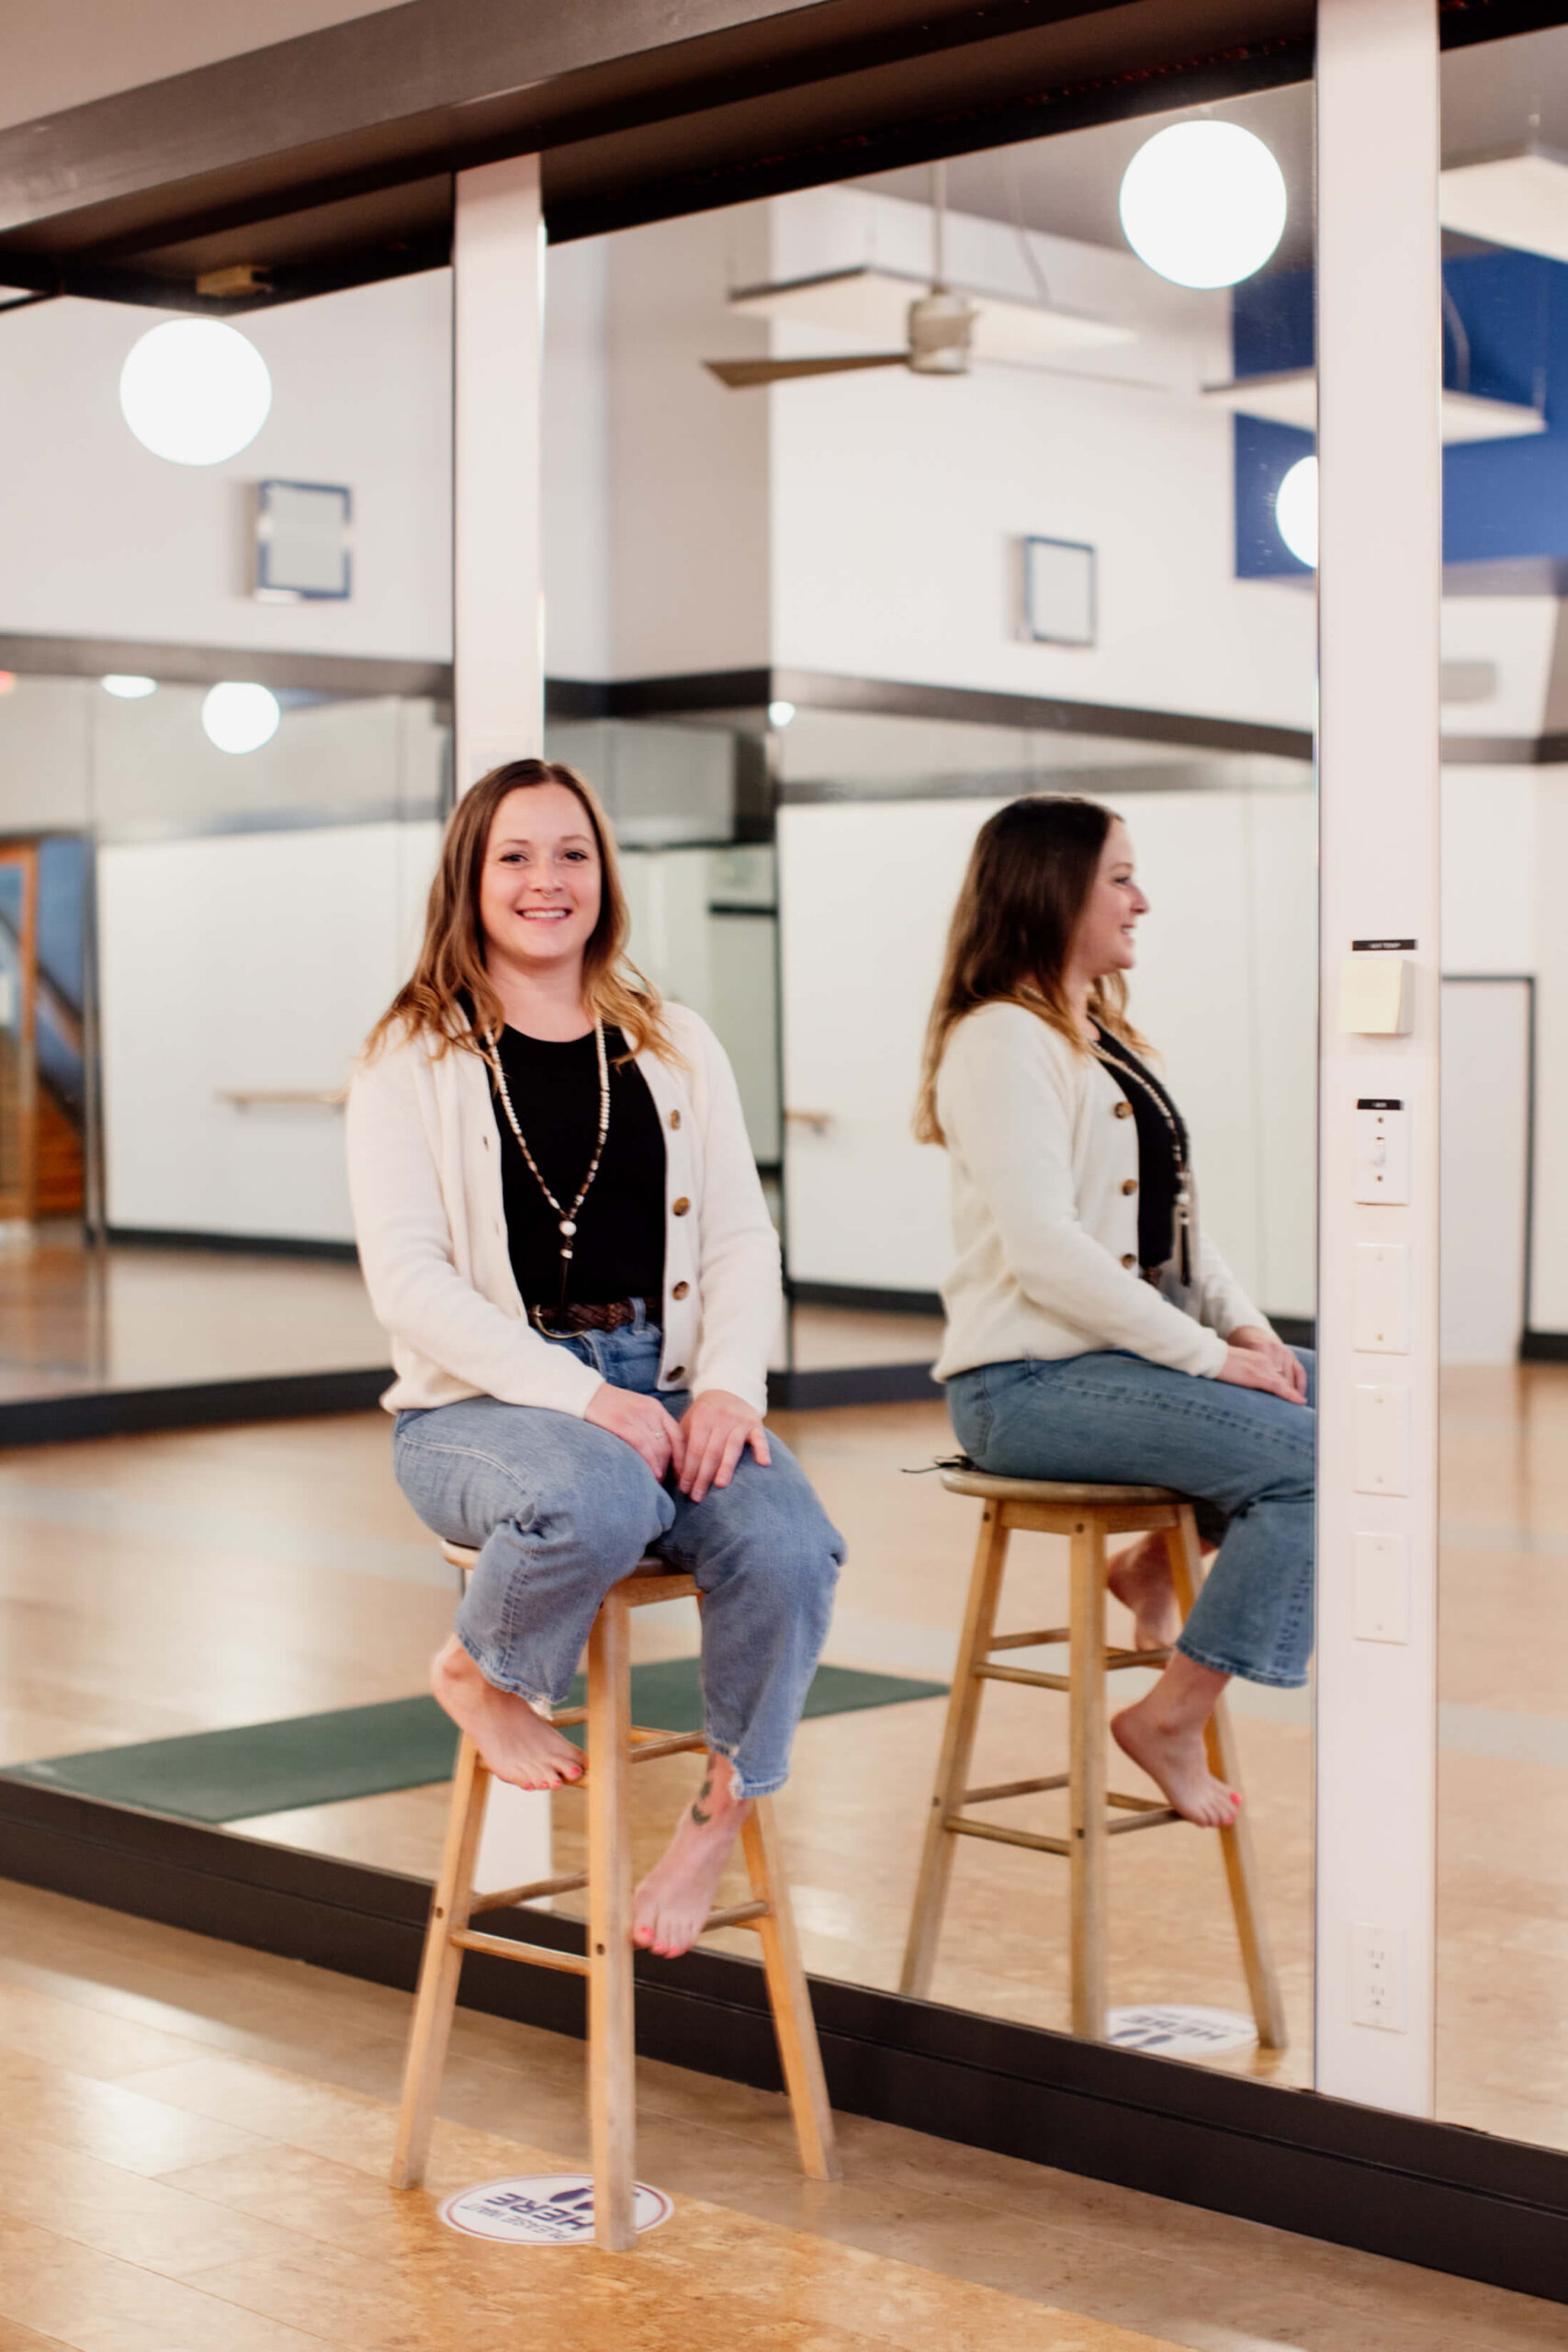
[2,61,1327,2109]
[1436,19,1568,2156]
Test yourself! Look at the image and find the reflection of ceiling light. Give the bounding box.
[101,673,158,698]
[1119,122,1286,288]
[1276,455,1317,568]
[728,266,1134,365]
[1440,146,1568,263]
[119,320,272,466]
[202,682,280,754]
[768,700,796,728]
[1202,367,1544,444]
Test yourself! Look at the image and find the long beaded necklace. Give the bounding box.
[1090,1023,1194,1289]
[483,1019,612,1318]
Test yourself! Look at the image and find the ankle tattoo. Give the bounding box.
[691,1774,714,1826]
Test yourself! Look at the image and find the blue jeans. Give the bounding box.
[945,1350,1315,1689]
[392,1315,844,1797]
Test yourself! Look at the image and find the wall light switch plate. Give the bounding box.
[1354,1241,1412,1352]
[1355,1100,1411,1205]
[1351,1922,1408,2031]
[1353,1383,1411,1496]
[1353,1530,1410,1642]
[1339,952,1413,1035]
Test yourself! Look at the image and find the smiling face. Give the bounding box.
[477,782,604,985]
[1069,818,1149,983]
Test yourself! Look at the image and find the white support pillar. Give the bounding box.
[453,153,552,1892]
[454,153,546,790]
[1314,0,1442,2113]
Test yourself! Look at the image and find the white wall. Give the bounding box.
[0,274,452,660]
[1532,772,1568,1329]
[100,820,438,1241]
[765,189,1316,729]
[0,0,404,129]
[780,786,1318,1321]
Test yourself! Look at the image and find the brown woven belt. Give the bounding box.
[530,1297,659,1335]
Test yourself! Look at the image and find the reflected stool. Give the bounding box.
[391,1544,840,2249]
[898,1472,1286,2048]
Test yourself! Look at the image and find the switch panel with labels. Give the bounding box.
[1354,1099,1411,1205]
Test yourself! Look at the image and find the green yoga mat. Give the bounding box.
[5,1659,947,1825]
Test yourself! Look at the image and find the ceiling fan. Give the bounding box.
[705,163,979,389]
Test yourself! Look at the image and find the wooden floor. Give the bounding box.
[0,1879,1559,2352]
[0,1369,1563,2154]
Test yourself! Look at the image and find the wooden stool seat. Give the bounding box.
[391,1542,839,2248]
[900,1476,1286,2050]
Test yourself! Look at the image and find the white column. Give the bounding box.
[454,153,552,1890]
[454,154,546,790]
[1314,0,1442,2112]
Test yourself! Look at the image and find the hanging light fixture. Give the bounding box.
[119,320,273,466]
[1119,121,1287,289]
[1275,455,1318,568]
[202,682,281,754]
[101,674,158,698]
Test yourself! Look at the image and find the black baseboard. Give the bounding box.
[107,1226,360,1263]
[772,1363,936,1409]
[791,1281,944,1317]
[1269,1316,1316,1349]
[0,1367,391,1449]
[1522,1329,1568,1363]
[0,1775,1563,2304]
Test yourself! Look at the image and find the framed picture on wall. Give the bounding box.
[254,479,353,601]
[1021,534,1096,647]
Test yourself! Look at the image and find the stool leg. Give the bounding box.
[1165,1507,1289,2052]
[587,1585,637,2251]
[899,1504,1010,1998]
[1069,1515,1110,2040]
[390,1733,490,2189]
[742,1801,840,2181]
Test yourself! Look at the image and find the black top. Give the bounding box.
[1091,1023,1189,1278]
[489,1023,667,1315]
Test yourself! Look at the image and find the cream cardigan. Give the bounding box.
[345,1004,781,1419]
[931,1001,1268,1384]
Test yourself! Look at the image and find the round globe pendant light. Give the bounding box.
[202,682,281,755]
[119,320,273,466]
[1275,455,1318,568]
[1118,121,1287,289]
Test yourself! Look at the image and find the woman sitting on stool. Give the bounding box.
[348,758,843,1956]
[916,794,1312,1828]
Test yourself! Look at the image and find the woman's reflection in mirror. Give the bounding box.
[916,795,1313,1827]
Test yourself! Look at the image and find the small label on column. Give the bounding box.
[1353,1384,1411,1496]
[1353,1530,1410,1642]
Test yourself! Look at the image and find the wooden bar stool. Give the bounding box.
[391,1544,840,2249]
[899,1471,1286,2050]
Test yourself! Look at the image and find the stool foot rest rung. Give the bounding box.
[962,1772,1069,1804]
[946,1815,1071,1857]
[469,1869,589,1914]
[450,1928,592,1973]
[703,1899,772,1930]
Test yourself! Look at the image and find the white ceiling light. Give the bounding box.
[119,320,273,466]
[1119,121,1287,288]
[768,700,796,728]
[100,673,158,698]
[1275,455,1318,568]
[1201,366,1543,444]
[202,681,281,755]
[1439,146,1568,264]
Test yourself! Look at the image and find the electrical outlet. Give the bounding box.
[1351,1922,1408,2031]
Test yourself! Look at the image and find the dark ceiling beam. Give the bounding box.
[0,0,1314,292]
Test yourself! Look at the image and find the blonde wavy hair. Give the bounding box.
[914,793,1149,1148]
[364,758,676,1064]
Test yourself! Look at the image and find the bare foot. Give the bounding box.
[1112,1692,1240,1828]
[1107,1533,1182,1653]
[431,1635,583,1791]
[632,1758,750,1958]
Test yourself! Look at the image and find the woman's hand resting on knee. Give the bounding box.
[1217,1325,1308,1403]
[584,1383,687,1479]
[678,1388,772,1502]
